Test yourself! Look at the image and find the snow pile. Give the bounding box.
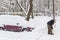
[0,15,28,27]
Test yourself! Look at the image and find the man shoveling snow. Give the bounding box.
[47,19,55,35]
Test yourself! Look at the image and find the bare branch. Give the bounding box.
[15,0,27,16]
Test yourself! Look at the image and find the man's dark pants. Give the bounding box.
[47,24,53,35]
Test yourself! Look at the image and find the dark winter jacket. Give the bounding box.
[47,19,55,25]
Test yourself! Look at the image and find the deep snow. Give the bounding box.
[0,15,59,40]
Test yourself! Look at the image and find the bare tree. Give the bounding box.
[26,0,34,21]
[15,0,26,16]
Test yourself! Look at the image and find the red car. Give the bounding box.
[3,25,22,32]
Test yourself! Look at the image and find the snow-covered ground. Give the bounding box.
[0,15,59,40]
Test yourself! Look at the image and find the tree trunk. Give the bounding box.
[48,0,49,9]
[26,0,34,21]
[53,0,55,20]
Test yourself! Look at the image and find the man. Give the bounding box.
[47,19,55,35]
